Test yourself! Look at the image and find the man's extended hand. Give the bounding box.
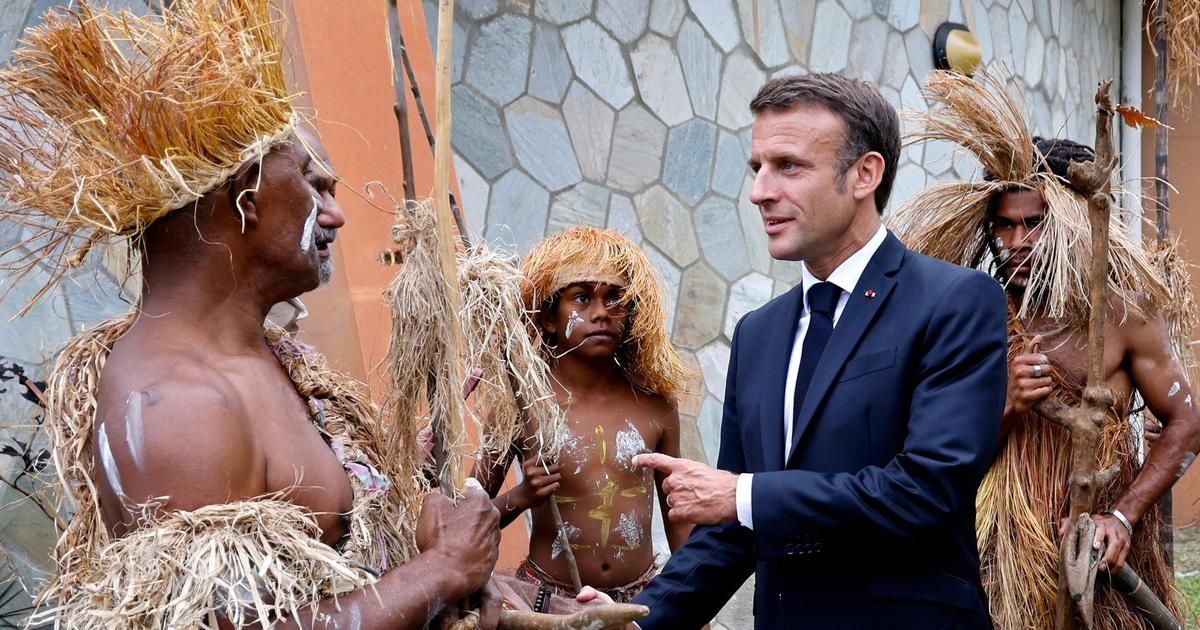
[633,453,737,524]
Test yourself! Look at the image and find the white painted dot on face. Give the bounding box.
[299,194,318,253]
[565,310,584,339]
[1169,381,1181,398]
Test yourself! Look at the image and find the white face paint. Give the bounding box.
[565,310,584,339]
[299,194,318,252]
[97,423,125,500]
[614,420,647,472]
[1185,394,1193,408]
[1169,381,1181,397]
[124,392,146,472]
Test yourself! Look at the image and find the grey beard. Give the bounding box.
[318,257,333,284]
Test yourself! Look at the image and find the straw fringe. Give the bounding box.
[520,226,692,402]
[1154,0,1200,110]
[36,313,422,627]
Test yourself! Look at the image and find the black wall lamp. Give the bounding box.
[933,22,982,76]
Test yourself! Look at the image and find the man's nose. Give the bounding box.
[749,169,775,207]
[318,193,346,229]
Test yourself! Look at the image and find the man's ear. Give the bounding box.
[229,160,263,227]
[850,152,885,202]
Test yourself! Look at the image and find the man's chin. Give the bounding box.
[318,259,334,285]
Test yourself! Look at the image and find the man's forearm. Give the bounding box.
[1114,415,1200,524]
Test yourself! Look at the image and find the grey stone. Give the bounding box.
[452,85,513,178]
[643,245,681,333]
[422,1,469,84]
[1016,0,1034,24]
[923,138,956,176]
[606,193,642,243]
[1008,2,1028,72]
[648,0,686,36]
[688,0,741,52]
[534,0,591,24]
[464,14,532,106]
[453,155,489,242]
[636,185,699,266]
[1033,0,1052,34]
[631,34,693,126]
[919,0,951,37]
[1050,0,1062,35]
[696,197,751,281]
[711,130,748,198]
[779,0,817,63]
[900,74,925,114]
[771,258,805,284]
[849,18,890,83]
[504,0,534,14]
[562,20,635,108]
[458,0,501,20]
[843,0,873,20]
[505,96,582,192]
[881,31,909,90]
[1025,29,1045,86]
[773,279,791,298]
[485,170,550,253]
[697,395,723,464]
[528,24,572,103]
[886,160,927,216]
[677,414,706,466]
[724,273,773,338]
[697,342,729,404]
[952,145,982,180]
[548,182,610,233]
[0,1,35,61]
[562,82,616,181]
[987,6,1012,73]
[607,103,667,192]
[678,18,722,120]
[675,262,726,349]
[0,263,72,365]
[809,1,851,73]
[662,119,717,204]
[738,175,772,274]
[596,0,649,44]
[886,0,921,30]
[60,266,125,333]
[738,0,790,68]
[717,51,766,130]
[970,0,993,64]
[904,28,933,84]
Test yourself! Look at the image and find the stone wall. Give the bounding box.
[432,0,1121,625]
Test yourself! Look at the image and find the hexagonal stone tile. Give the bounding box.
[606,193,643,244]
[1008,3,1029,71]
[738,175,772,274]
[662,119,717,204]
[548,182,610,233]
[697,395,723,464]
[773,279,791,298]
[422,1,469,84]
[900,74,925,113]
[696,197,751,282]
[697,342,731,402]
[505,96,582,192]
[464,14,532,106]
[711,130,747,198]
[534,0,591,24]
[596,0,649,44]
[809,2,851,73]
[849,17,889,83]
[562,82,615,181]
[631,33,693,126]
[1025,29,1045,86]
[738,0,790,68]
[563,20,635,109]
[458,0,501,20]
[677,350,705,416]
[643,245,681,333]
[922,138,956,176]
[648,0,686,36]
[904,28,933,83]
[636,185,699,266]
[886,160,928,217]
[724,273,773,338]
[452,85,513,178]
[454,155,489,241]
[779,0,816,63]
[988,6,1013,70]
[673,262,726,349]
[1043,40,1060,95]
[770,258,805,284]
[918,0,950,37]
[880,31,909,91]
[678,414,707,464]
[528,24,572,103]
[485,170,549,253]
[0,263,72,365]
[688,0,741,52]
[607,103,667,192]
[969,0,993,63]
[717,50,766,130]
[60,265,125,334]
[886,0,920,30]
[677,18,721,121]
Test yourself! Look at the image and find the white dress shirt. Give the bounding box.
[734,224,888,529]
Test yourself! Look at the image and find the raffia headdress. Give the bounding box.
[890,70,1173,327]
[0,0,300,311]
[522,226,690,401]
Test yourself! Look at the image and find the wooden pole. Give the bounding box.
[386,0,416,203]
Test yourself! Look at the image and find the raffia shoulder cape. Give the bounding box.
[34,312,425,628]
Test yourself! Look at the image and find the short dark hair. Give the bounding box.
[749,73,900,213]
[984,136,1096,217]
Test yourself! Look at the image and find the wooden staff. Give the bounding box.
[386,0,416,203]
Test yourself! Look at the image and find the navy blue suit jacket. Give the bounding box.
[633,233,1006,629]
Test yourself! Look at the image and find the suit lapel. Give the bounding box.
[759,283,805,472]
[787,233,906,465]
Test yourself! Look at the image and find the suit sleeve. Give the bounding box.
[751,271,1006,545]
[632,316,756,628]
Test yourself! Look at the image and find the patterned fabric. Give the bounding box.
[514,557,657,604]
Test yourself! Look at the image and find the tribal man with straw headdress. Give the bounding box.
[476,227,693,605]
[892,70,1200,629]
[0,1,517,627]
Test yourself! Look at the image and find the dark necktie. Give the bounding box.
[792,281,842,436]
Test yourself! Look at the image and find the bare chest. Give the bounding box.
[1026,319,1132,401]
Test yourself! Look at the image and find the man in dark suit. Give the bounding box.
[629,74,1007,628]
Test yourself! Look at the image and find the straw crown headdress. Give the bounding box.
[521,226,691,401]
[890,70,1171,326]
[0,0,299,307]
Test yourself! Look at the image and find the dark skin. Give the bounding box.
[992,188,1200,573]
[476,282,692,591]
[91,127,504,629]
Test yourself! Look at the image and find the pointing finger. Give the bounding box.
[632,452,679,472]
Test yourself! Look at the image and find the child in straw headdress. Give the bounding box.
[476,226,694,604]
[891,70,1200,629]
[0,1,510,627]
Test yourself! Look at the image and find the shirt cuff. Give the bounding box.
[735,473,754,530]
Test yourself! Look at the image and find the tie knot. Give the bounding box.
[807,281,841,316]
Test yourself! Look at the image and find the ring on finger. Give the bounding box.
[1033,364,1042,378]
[666,495,675,508]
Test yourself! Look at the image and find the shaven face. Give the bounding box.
[990,188,1046,292]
